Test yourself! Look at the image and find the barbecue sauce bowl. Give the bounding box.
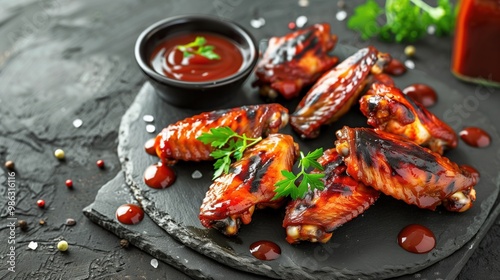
[135,15,258,109]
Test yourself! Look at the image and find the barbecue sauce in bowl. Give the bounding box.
[150,33,244,82]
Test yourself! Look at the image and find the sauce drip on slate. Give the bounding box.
[144,138,157,156]
[398,224,436,254]
[384,58,407,76]
[144,163,176,189]
[249,240,281,261]
[459,127,491,148]
[403,84,438,107]
[150,32,244,82]
[116,204,144,225]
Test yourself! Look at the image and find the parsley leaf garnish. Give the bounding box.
[177,36,221,60]
[273,148,325,200]
[197,127,262,179]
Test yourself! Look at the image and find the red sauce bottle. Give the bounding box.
[452,0,500,86]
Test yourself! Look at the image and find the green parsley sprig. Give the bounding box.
[273,148,325,200]
[177,36,221,60]
[347,0,457,43]
[197,127,262,179]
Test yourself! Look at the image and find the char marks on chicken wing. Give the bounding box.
[290,46,391,139]
[253,23,339,100]
[154,104,289,163]
[359,83,457,154]
[335,126,477,212]
[283,148,379,244]
[199,134,299,236]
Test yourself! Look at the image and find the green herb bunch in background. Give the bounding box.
[348,0,458,42]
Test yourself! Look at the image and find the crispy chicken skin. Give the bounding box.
[290,46,391,139]
[335,126,477,212]
[359,83,457,154]
[199,134,299,236]
[253,23,339,100]
[154,104,289,162]
[283,148,379,244]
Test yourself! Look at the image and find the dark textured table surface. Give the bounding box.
[0,0,499,279]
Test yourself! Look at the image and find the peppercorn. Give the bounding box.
[17,220,28,231]
[120,239,130,249]
[37,199,45,208]
[5,160,15,170]
[337,0,346,9]
[96,159,105,168]
[65,179,73,188]
[404,45,416,57]
[54,149,65,160]
[57,240,69,251]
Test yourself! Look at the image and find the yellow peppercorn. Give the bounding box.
[54,149,65,160]
[57,240,69,251]
[404,45,416,57]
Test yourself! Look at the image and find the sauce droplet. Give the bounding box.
[403,84,438,107]
[398,224,436,254]
[384,58,407,76]
[116,204,144,225]
[144,138,157,156]
[459,127,491,148]
[144,163,176,189]
[249,240,281,261]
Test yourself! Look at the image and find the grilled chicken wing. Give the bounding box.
[335,126,477,212]
[283,148,379,244]
[154,104,289,162]
[359,83,457,154]
[253,23,339,100]
[290,46,391,138]
[199,134,299,235]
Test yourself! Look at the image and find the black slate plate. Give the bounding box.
[118,45,500,279]
[84,166,500,280]
[83,172,270,280]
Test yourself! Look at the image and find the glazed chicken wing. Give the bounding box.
[359,83,457,154]
[290,46,391,138]
[199,134,299,235]
[283,148,379,244]
[253,23,339,100]
[335,126,477,212]
[154,104,289,162]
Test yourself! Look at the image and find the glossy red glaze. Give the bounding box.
[398,224,436,254]
[249,240,281,261]
[150,32,243,82]
[144,138,157,156]
[336,127,475,210]
[460,164,480,183]
[384,58,407,76]
[116,204,144,225]
[144,163,176,189]
[402,83,438,107]
[459,127,491,148]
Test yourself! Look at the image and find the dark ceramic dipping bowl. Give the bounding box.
[135,15,258,109]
